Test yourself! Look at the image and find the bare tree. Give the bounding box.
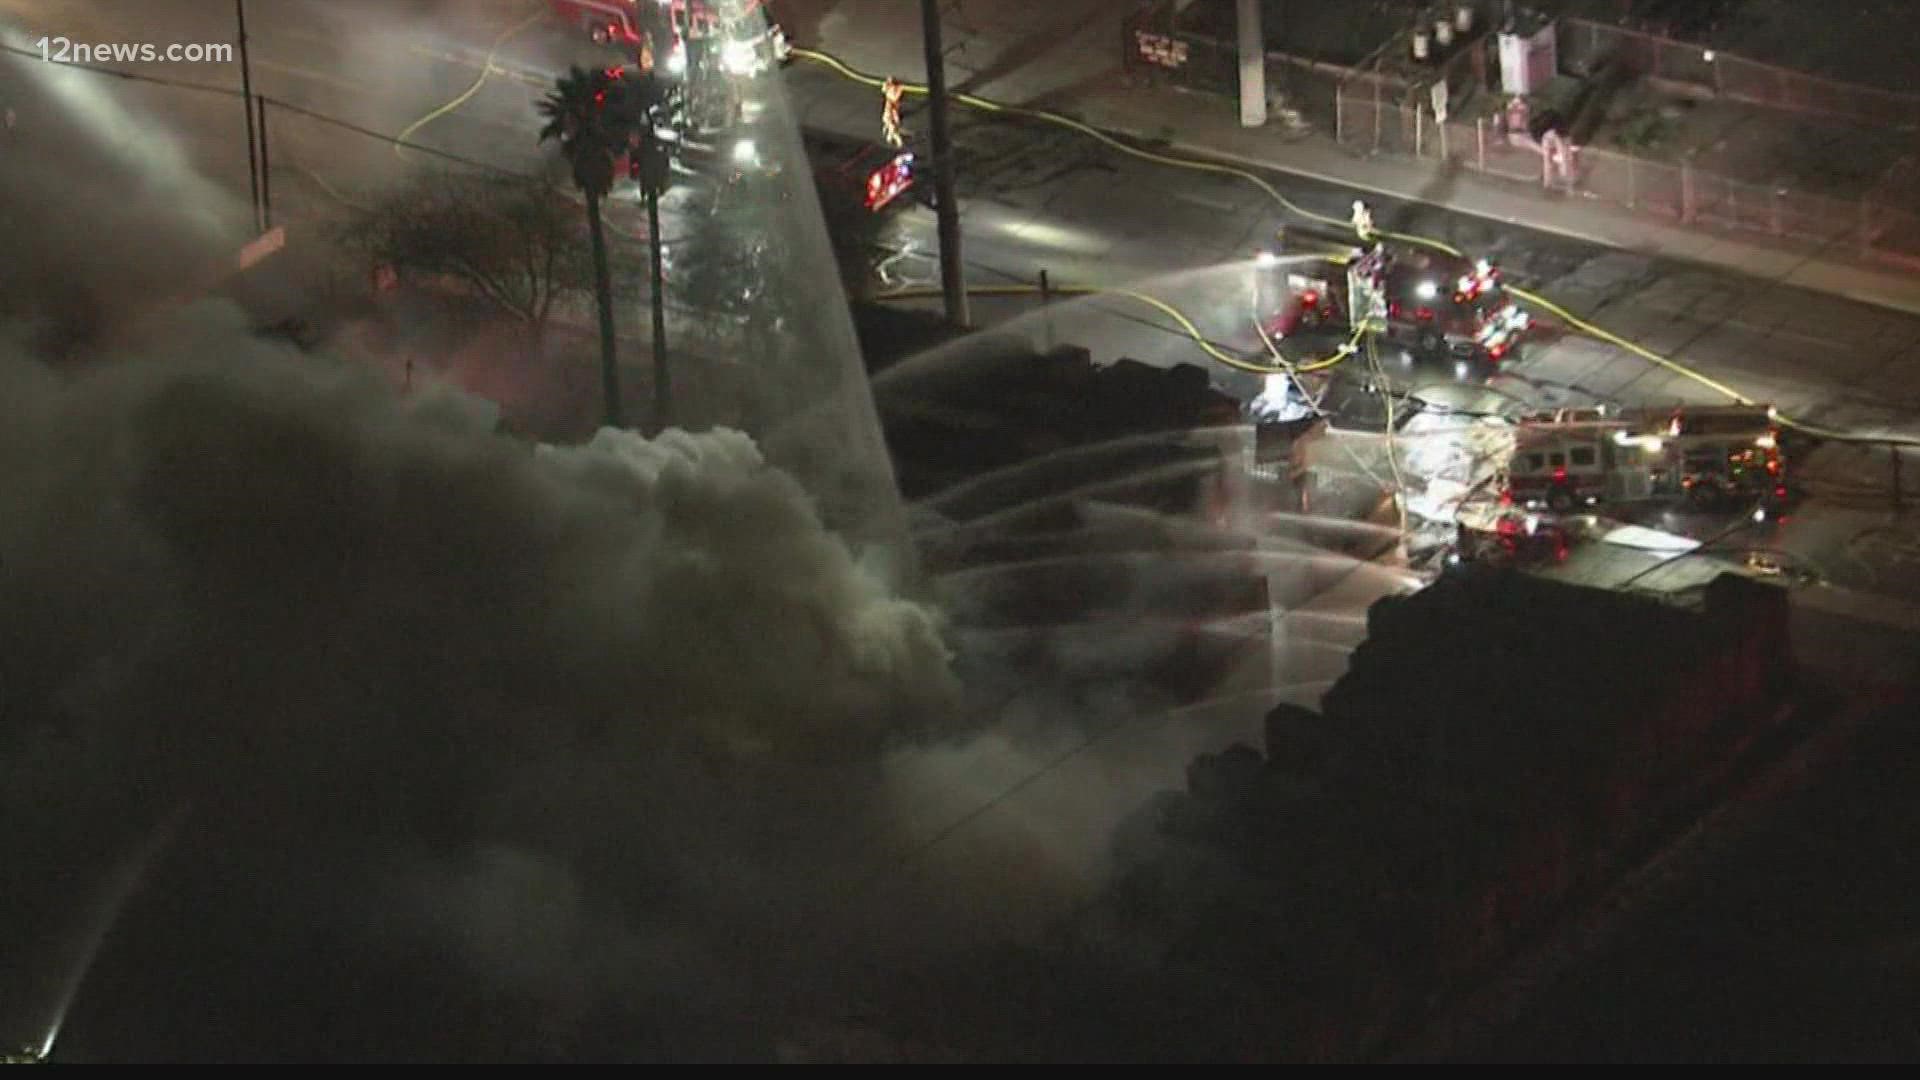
[337,170,595,347]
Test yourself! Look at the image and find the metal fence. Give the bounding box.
[1118,3,1920,264]
[1557,17,1920,129]
[1334,85,1920,259]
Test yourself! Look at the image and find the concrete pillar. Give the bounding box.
[1237,0,1267,127]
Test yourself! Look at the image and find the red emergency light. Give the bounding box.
[864,151,915,211]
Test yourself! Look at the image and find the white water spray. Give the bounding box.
[35,803,191,1062]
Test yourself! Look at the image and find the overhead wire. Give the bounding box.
[0,41,532,177]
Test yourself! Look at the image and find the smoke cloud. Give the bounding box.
[0,306,963,1059]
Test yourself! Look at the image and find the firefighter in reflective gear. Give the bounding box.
[1351,199,1375,241]
[881,78,906,147]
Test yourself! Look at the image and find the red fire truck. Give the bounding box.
[1503,405,1787,512]
[549,1,776,50]
[1261,243,1530,364]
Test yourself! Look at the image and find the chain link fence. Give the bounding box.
[1558,17,1920,129]
[1325,17,1920,264]
[1335,83,1920,258]
[1115,3,1920,264]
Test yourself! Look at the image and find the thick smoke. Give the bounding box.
[0,307,961,1059]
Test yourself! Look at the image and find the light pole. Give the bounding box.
[918,0,968,329]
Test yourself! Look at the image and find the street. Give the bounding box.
[14,0,1919,453]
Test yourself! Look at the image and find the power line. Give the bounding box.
[262,96,532,177]
[0,43,533,178]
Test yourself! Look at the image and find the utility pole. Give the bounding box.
[918,0,968,329]
[235,0,263,232]
[255,96,272,229]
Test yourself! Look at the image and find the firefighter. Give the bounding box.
[1350,199,1375,241]
[881,78,906,148]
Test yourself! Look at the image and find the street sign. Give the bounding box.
[235,225,286,271]
[1430,80,1450,123]
[1133,31,1190,69]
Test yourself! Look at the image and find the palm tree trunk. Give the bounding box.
[647,188,671,434]
[585,189,622,430]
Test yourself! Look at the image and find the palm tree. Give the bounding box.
[620,72,677,434]
[539,66,624,430]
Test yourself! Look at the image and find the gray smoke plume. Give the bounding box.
[0,306,963,1060]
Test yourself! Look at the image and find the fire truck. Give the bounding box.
[1503,404,1787,512]
[549,0,652,46]
[550,1,787,70]
[1261,242,1531,364]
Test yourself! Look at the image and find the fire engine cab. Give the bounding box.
[1660,405,1789,509]
[1261,242,1530,364]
